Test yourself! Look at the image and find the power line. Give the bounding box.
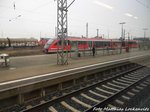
[0,0,53,15]
[0,0,55,22]
[136,0,150,9]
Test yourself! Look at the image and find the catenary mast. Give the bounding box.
[56,0,75,65]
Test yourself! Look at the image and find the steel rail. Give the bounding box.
[85,69,150,112]
[21,65,144,112]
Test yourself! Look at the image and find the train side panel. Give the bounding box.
[44,38,139,53]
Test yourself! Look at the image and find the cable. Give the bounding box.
[0,0,55,22]
[0,0,54,15]
[67,0,76,9]
[136,0,150,9]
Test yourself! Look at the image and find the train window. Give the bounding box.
[129,42,135,44]
[84,41,86,45]
[57,40,70,46]
[128,42,131,44]
[78,41,86,45]
[67,40,70,45]
[95,42,103,47]
[88,41,92,47]
[78,41,81,45]
[102,42,110,47]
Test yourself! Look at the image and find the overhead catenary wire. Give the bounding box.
[0,0,149,38]
[0,0,54,17]
[136,0,150,9]
[0,0,54,22]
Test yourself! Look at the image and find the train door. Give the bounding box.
[78,41,82,50]
[87,41,92,55]
[72,41,79,57]
[70,41,76,51]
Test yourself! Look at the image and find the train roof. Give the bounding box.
[67,37,121,42]
[52,36,137,43]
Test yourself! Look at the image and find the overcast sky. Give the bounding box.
[0,0,150,39]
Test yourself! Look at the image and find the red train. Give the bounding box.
[43,37,138,53]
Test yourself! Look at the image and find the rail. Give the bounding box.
[0,54,149,112]
[85,68,150,112]
[21,65,144,112]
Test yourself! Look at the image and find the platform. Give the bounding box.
[0,49,150,83]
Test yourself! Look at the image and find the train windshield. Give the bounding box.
[44,38,54,49]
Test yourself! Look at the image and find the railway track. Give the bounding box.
[21,65,150,112]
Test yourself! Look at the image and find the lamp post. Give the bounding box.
[143,28,148,50]
[143,28,148,39]
[96,29,99,38]
[86,23,88,38]
[119,22,126,53]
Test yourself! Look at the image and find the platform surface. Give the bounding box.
[0,49,150,83]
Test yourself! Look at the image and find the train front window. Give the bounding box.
[44,39,54,49]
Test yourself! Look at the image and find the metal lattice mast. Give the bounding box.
[57,0,68,65]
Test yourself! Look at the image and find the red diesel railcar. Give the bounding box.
[43,37,138,53]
